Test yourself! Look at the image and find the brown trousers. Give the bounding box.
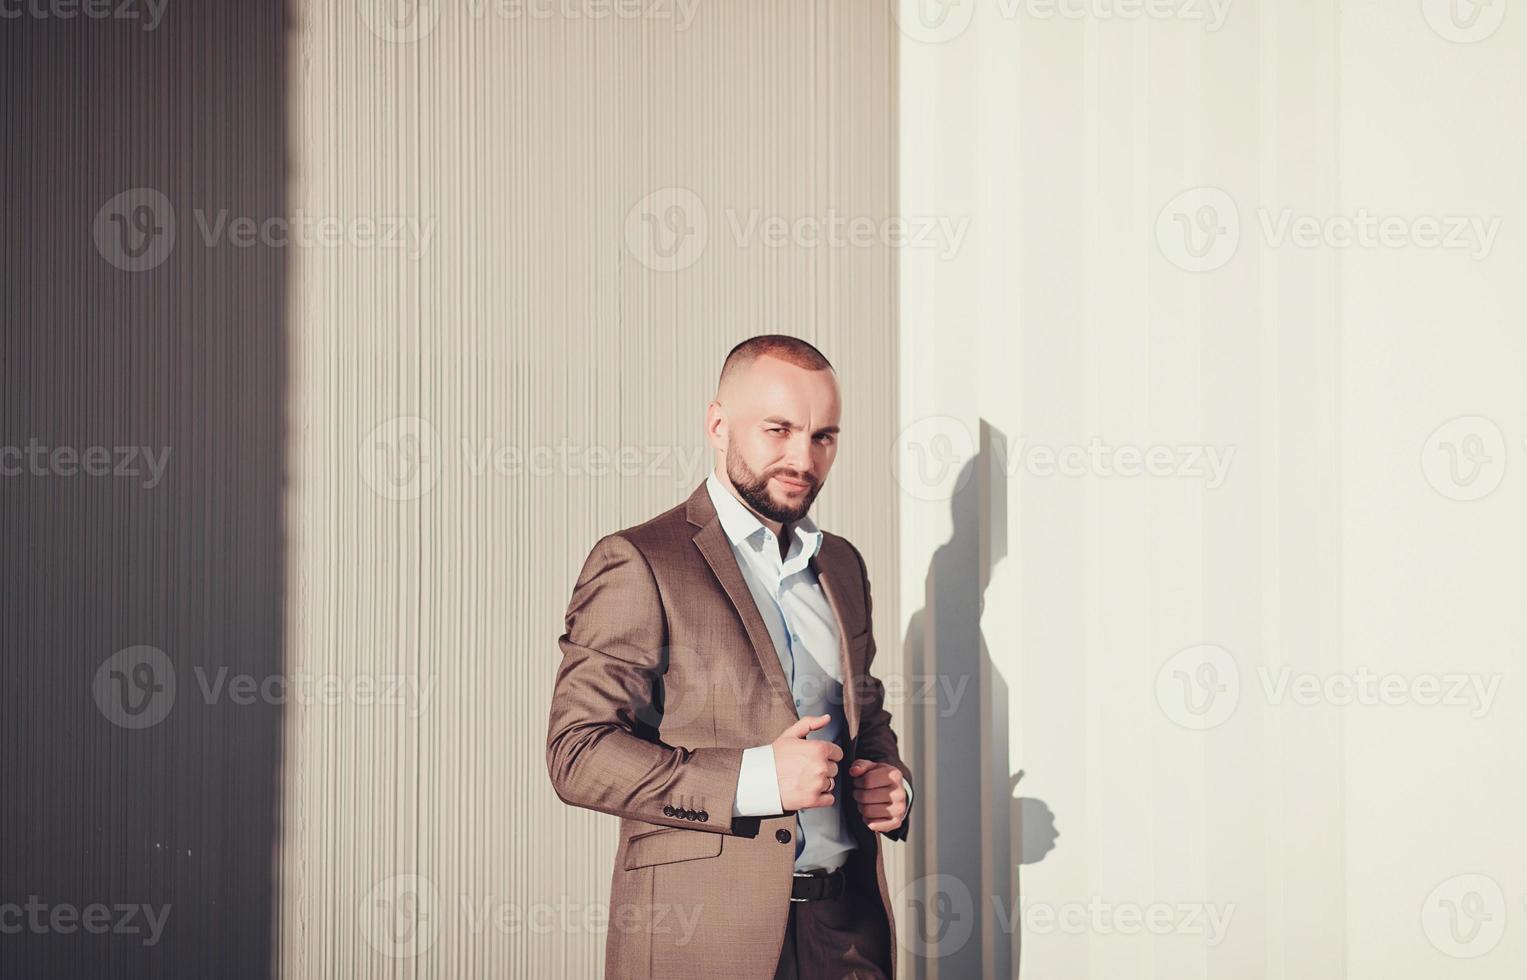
[772,850,893,979]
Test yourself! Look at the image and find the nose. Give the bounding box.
[781,433,814,480]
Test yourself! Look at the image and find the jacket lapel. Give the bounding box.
[687,482,798,717]
[813,540,861,740]
[685,479,862,740]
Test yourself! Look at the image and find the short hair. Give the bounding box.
[718,335,835,391]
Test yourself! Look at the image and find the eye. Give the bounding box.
[815,434,835,445]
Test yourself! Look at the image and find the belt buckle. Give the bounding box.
[790,869,833,903]
[790,870,820,903]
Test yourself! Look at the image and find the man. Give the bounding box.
[547,335,915,979]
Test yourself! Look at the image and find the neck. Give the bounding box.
[713,467,786,538]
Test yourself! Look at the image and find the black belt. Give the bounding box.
[790,867,846,903]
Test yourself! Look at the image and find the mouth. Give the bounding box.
[772,475,811,493]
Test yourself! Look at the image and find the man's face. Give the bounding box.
[710,356,841,525]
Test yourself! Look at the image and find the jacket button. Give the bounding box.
[697,810,709,822]
[775,829,792,844]
[663,805,675,816]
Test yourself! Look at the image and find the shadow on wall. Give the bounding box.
[903,421,1061,979]
[0,3,288,978]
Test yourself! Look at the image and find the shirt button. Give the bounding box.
[776,829,792,844]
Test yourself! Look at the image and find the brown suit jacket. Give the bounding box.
[547,479,913,979]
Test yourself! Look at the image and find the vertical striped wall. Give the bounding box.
[3,3,286,978]
[282,3,900,977]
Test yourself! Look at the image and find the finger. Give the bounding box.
[853,787,892,804]
[847,758,876,776]
[781,713,830,739]
[866,817,903,833]
[855,767,900,789]
[825,743,844,762]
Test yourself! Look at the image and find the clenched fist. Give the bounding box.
[846,758,907,834]
[771,714,842,811]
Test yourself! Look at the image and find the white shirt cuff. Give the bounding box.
[732,743,784,817]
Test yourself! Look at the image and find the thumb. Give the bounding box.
[778,713,831,740]
[848,758,875,776]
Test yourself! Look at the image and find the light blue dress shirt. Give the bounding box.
[706,471,912,872]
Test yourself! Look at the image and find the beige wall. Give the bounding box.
[282,2,901,976]
[899,0,1525,978]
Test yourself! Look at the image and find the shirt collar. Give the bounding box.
[705,470,822,565]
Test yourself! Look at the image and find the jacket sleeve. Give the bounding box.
[848,541,915,843]
[546,532,743,834]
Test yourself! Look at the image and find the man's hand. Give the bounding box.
[846,758,908,834]
[772,714,842,811]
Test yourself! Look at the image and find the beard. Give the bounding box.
[726,452,822,525]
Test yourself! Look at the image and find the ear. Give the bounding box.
[705,401,727,450]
